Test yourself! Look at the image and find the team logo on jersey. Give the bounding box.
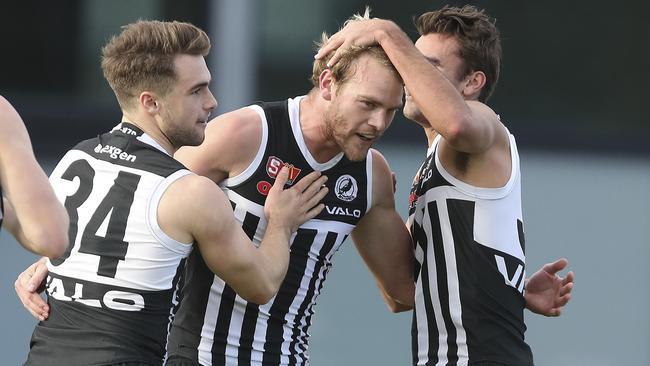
[334,175,358,202]
[266,156,302,185]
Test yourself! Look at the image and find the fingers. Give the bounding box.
[302,175,328,199]
[15,267,49,320]
[314,36,345,61]
[304,203,325,221]
[270,166,289,192]
[542,258,568,275]
[562,270,575,286]
[29,260,50,292]
[326,48,345,68]
[556,293,572,308]
[292,170,323,192]
[304,184,329,211]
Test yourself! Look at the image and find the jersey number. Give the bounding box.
[51,159,141,278]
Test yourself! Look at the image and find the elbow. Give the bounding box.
[36,230,69,260]
[31,217,69,259]
[387,302,412,313]
[444,114,473,147]
[383,282,415,313]
[383,293,414,313]
[243,282,280,305]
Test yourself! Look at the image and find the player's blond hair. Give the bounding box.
[311,7,401,88]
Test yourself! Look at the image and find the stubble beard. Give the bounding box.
[324,107,367,162]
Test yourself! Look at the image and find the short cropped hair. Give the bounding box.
[416,5,501,102]
[311,9,401,89]
[101,20,211,110]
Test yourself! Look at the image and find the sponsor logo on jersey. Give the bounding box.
[408,191,419,208]
[334,175,357,202]
[325,205,361,218]
[266,156,301,185]
[94,144,137,162]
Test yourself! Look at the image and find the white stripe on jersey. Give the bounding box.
[198,276,226,365]
[222,104,269,187]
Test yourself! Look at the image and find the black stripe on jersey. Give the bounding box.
[411,204,439,366]
[263,228,318,365]
[168,249,214,362]
[236,211,262,365]
[165,258,187,360]
[287,231,338,366]
[517,219,525,254]
[296,233,347,358]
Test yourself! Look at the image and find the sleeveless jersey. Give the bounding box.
[166,96,373,366]
[26,122,194,366]
[408,132,533,366]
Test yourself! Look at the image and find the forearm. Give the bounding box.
[3,197,67,258]
[11,192,68,258]
[256,218,292,293]
[376,22,489,151]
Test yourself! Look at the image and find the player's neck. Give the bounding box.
[120,115,177,156]
[298,92,341,163]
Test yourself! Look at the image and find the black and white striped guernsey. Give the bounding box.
[26,122,194,366]
[408,132,533,366]
[166,96,372,366]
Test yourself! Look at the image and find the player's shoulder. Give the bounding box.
[206,105,263,141]
[370,148,392,177]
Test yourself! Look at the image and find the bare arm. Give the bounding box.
[160,166,328,304]
[175,106,263,183]
[351,149,414,312]
[0,96,68,258]
[316,19,503,154]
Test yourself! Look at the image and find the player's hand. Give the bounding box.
[264,167,328,232]
[525,258,574,317]
[15,257,50,321]
[314,18,396,68]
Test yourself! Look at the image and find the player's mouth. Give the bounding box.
[356,133,376,143]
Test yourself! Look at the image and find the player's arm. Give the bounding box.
[174,106,263,184]
[0,96,68,258]
[351,149,414,312]
[315,19,503,154]
[159,167,328,304]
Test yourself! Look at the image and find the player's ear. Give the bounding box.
[319,69,335,101]
[461,70,486,100]
[140,91,160,114]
